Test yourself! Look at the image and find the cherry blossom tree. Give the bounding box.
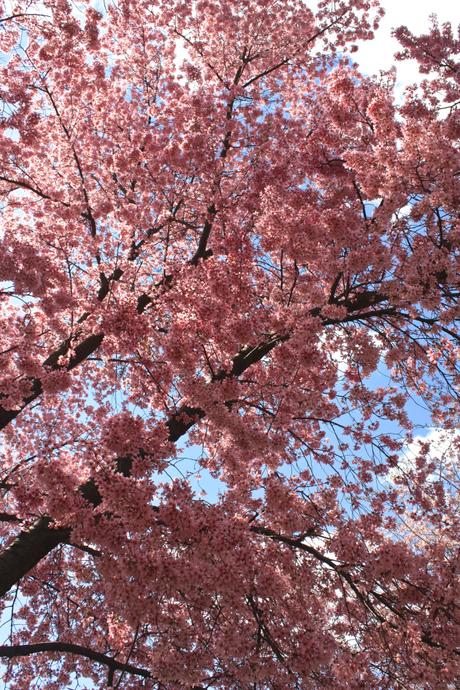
[0,0,459,687]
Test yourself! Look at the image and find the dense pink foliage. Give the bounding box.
[0,0,459,687]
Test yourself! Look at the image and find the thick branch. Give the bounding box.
[0,290,390,598]
[0,260,172,432]
[0,175,70,206]
[0,333,104,432]
[0,513,20,523]
[0,519,70,598]
[0,332,289,597]
[0,641,152,680]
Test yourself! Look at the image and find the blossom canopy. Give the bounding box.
[0,0,459,688]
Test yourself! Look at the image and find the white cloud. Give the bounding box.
[390,427,460,483]
[308,1,459,99]
[352,1,460,98]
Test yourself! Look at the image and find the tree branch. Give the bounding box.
[0,641,152,681]
[0,289,392,598]
[0,333,105,432]
[0,519,70,598]
[0,331,289,597]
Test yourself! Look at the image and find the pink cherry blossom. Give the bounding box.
[0,1,459,688]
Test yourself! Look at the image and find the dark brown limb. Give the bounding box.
[0,641,152,680]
